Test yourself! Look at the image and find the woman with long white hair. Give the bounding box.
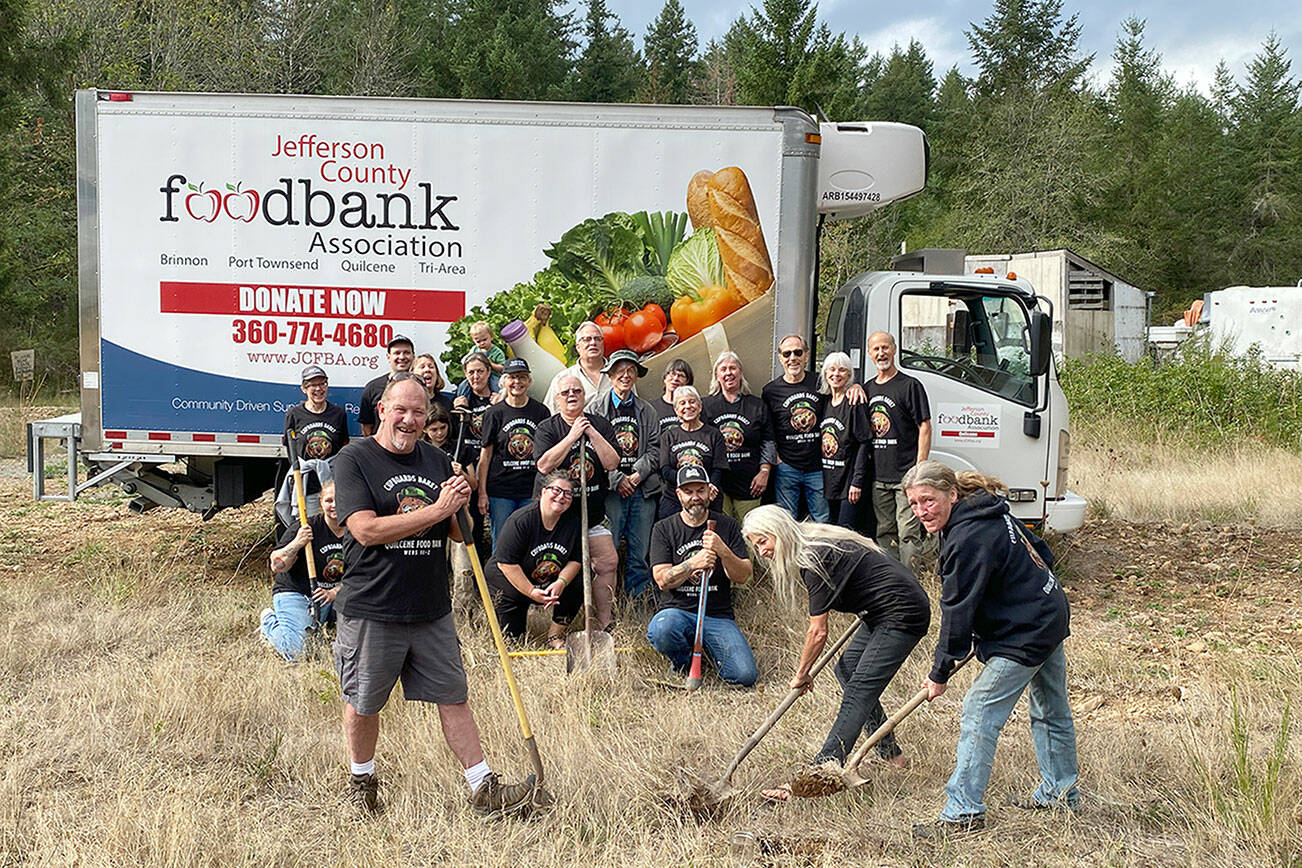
[741,505,929,799]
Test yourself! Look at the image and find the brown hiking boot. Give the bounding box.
[469,772,537,815]
[349,773,380,815]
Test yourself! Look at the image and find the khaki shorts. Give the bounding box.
[334,612,469,715]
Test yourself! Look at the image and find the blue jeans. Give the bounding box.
[605,491,656,597]
[816,623,922,764]
[646,607,758,687]
[775,463,830,522]
[488,496,532,551]
[261,592,332,662]
[940,643,1079,820]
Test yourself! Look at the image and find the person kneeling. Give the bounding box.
[261,479,345,660]
[647,466,757,687]
[485,471,584,647]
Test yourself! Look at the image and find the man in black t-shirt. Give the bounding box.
[535,374,621,631]
[647,466,757,686]
[866,331,932,572]
[762,334,830,523]
[284,365,350,463]
[331,376,536,816]
[357,334,416,436]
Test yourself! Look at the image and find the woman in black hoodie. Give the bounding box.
[903,460,1077,839]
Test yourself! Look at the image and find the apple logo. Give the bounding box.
[185,182,221,222]
[223,182,260,222]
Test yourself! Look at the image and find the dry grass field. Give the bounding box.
[0,413,1299,867]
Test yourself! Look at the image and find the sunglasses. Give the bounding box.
[780,348,805,358]
[543,485,574,500]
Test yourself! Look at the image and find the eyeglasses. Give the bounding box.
[577,335,603,344]
[558,387,584,396]
[543,486,574,500]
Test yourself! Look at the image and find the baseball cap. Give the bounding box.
[602,349,648,377]
[502,358,530,375]
[676,465,710,488]
[386,334,414,351]
[300,365,327,384]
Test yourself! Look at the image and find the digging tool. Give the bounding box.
[565,434,616,674]
[681,616,864,809]
[455,506,553,809]
[684,519,717,692]
[836,651,977,791]
[508,647,634,658]
[287,430,321,633]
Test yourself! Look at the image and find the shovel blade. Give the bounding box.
[564,630,617,674]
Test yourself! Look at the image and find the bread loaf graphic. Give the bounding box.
[706,166,774,301]
[686,170,715,230]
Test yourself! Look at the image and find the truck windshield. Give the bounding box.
[898,289,1037,406]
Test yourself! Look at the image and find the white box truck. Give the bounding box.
[32,89,1083,530]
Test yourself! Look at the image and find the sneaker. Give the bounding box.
[911,816,984,840]
[349,772,380,815]
[469,772,537,815]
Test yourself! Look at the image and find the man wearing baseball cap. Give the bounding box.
[358,335,416,436]
[646,465,757,686]
[590,350,661,600]
[283,364,350,464]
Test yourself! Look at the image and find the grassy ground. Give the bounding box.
[1,427,1300,866]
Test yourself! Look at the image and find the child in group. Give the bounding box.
[456,321,504,396]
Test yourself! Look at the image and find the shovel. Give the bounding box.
[565,434,616,674]
[680,616,864,809]
[683,519,717,692]
[455,506,553,809]
[286,430,321,635]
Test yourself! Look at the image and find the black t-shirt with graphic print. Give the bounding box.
[480,398,551,499]
[802,541,930,636]
[485,502,581,589]
[659,423,729,490]
[607,398,641,475]
[283,402,350,461]
[357,372,391,430]
[819,398,873,500]
[452,391,493,468]
[332,438,456,622]
[762,372,827,472]
[272,513,346,597]
[653,396,680,436]
[649,511,747,619]
[532,413,618,525]
[867,371,931,484]
[702,393,773,499]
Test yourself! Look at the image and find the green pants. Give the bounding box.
[872,481,926,573]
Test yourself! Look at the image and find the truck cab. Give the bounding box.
[823,268,1086,532]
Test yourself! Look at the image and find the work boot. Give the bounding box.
[349,773,380,815]
[911,816,984,840]
[1003,791,1076,812]
[469,772,537,815]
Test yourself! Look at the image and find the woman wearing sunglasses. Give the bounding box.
[483,471,585,648]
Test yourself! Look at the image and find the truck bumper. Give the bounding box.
[1044,490,1087,533]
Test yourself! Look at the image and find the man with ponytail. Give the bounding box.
[903,460,1078,839]
[741,505,930,798]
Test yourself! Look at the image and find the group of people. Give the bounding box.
[255,321,1078,836]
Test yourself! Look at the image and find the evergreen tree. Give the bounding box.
[861,40,936,129]
[445,0,575,100]
[642,0,698,104]
[725,0,818,106]
[571,0,641,103]
[966,0,1091,98]
[695,38,737,105]
[1226,33,1302,283]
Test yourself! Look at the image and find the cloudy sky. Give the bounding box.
[592,0,1301,95]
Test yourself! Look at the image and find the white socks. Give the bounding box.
[464,760,492,792]
[350,759,375,777]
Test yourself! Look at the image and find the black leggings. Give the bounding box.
[486,569,583,639]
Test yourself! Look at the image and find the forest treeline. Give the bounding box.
[1,0,1300,385]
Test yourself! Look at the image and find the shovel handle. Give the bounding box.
[719,616,863,782]
[456,507,545,784]
[843,651,975,777]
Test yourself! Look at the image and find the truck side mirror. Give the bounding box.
[1029,310,1051,377]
